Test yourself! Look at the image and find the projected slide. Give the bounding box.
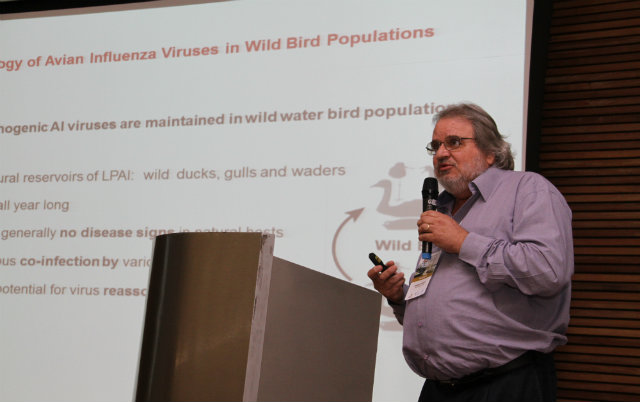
[0,1,528,401]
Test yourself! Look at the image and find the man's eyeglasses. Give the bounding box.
[426,136,475,156]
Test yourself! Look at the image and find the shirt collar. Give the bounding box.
[470,166,503,201]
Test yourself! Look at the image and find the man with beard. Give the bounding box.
[368,103,573,402]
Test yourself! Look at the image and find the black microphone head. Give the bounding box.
[422,177,439,199]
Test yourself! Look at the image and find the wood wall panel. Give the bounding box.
[537,1,640,401]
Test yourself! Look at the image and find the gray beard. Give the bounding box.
[437,157,489,197]
[439,175,471,197]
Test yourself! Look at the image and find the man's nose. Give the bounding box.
[434,142,451,158]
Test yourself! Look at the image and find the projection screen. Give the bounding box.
[1,1,532,400]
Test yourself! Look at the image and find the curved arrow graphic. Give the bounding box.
[332,208,364,281]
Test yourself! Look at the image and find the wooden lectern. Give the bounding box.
[135,232,381,402]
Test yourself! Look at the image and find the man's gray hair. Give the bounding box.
[433,103,515,170]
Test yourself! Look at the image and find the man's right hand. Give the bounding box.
[367,260,405,304]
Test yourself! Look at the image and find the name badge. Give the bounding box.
[405,251,441,301]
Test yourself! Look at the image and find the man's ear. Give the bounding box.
[486,153,496,166]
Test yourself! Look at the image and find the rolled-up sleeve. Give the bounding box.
[459,174,574,297]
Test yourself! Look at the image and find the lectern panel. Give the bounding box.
[136,232,272,402]
[135,232,379,402]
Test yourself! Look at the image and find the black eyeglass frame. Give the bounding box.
[426,136,475,156]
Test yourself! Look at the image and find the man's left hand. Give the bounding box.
[417,211,469,254]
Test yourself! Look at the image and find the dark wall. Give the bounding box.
[532,1,640,401]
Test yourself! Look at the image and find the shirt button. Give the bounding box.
[418,322,423,328]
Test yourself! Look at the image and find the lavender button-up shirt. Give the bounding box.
[391,167,574,380]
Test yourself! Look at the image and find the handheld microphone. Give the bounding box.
[421,177,438,259]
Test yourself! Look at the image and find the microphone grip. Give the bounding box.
[426,200,438,254]
[422,198,429,255]
[421,177,438,259]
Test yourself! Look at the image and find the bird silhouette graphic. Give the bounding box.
[371,162,434,230]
